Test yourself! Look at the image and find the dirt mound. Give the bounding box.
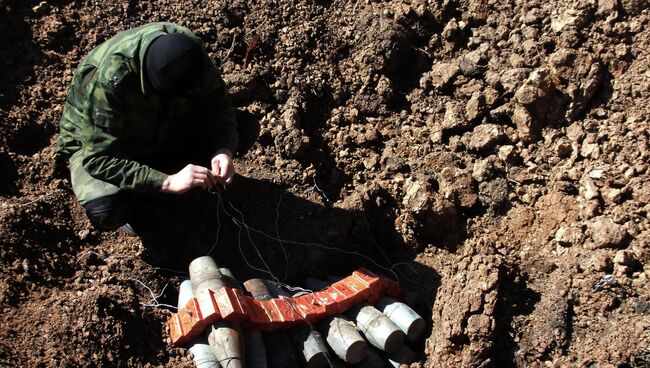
[1,0,649,367]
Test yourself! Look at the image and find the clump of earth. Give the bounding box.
[0,0,648,367]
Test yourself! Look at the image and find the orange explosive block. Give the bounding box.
[168,268,404,345]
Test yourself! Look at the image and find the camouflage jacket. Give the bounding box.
[57,22,237,191]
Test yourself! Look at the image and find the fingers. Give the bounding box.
[224,164,235,184]
[186,165,217,191]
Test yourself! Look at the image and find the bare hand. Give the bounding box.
[211,149,235,185]
[161,164,216,194]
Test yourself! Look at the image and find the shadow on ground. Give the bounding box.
[132,175,440,305]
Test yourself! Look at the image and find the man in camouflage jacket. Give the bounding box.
[57,22,258,231]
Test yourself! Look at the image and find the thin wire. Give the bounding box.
[274,191,289,282]
[214,190,412,282]
[129,278,178,311]
[206,187,223,256]
[225,199,279,282]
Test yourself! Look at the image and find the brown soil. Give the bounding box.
[1,0,649,367]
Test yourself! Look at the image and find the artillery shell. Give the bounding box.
[376,297,425,342]
[321,316,368,364]
[347,303,405,353]
[189,256,226,294]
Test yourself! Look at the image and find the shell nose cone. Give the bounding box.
[177,279,194,309]
[376,297,426,342]
[323,316,368,364]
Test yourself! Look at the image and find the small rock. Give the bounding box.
[472,155,503,182]
[514,69,552,105]
[465,92,485,121]
[442,102,469,130]
[589,216,628,249]
[613,250,635,267]
[77,229,90,240]
[500,68,531,94]
[344,107,360,123]
[589,169,605,179]
[597,0,618,14]
[478,177,509,211]
[498,145,517,163]
[282,106,301,129]
[551,5,594,32]
[466,124,506,151]
[460,46,488,77]
[549,48,577,68]
[441,18,461,40]
[581,175,600,200]
[421,62,460,90]
[439,166,478,208]
[581,199,602,220]
[566,123,584,142]
[589,252,613,272]
[363,154,379,170]
[511,104,538,143]
[555,224,585,247]
[376,75,394,102]
[400,178,459,243]
[580,142,600,159]
[603,187,622,205]
[21,259,30,274]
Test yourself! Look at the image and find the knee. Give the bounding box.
[235,109,261,156]
[83,192,133,231]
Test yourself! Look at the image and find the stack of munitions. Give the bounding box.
[178,256,426,368]
[188,256,245,368]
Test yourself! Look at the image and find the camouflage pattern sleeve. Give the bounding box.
[80,79,168,191]
[197,58,238,155]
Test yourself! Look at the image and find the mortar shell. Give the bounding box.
[294,326,331,368]
[207,322,244,368]
[244,278,298,367]
[243,278,273,300]
[376,296,425,342]
[177,280,221,368]
[244,330,268,368]
[386,345,417,368]
[189,256,226,294]
[188,257,243,368]
[178,280,194,310]
[219,267,242,289]
[189,339,222,368]
[321,316,368,364]
[347,303,405,354]
[352,348,386,368]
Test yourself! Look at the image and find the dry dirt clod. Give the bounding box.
[555,223,586,247]
[465,124,507,151]
[588,216,629,249]
[421,62,461,90]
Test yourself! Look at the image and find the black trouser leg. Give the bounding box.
[83,191,134,231]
